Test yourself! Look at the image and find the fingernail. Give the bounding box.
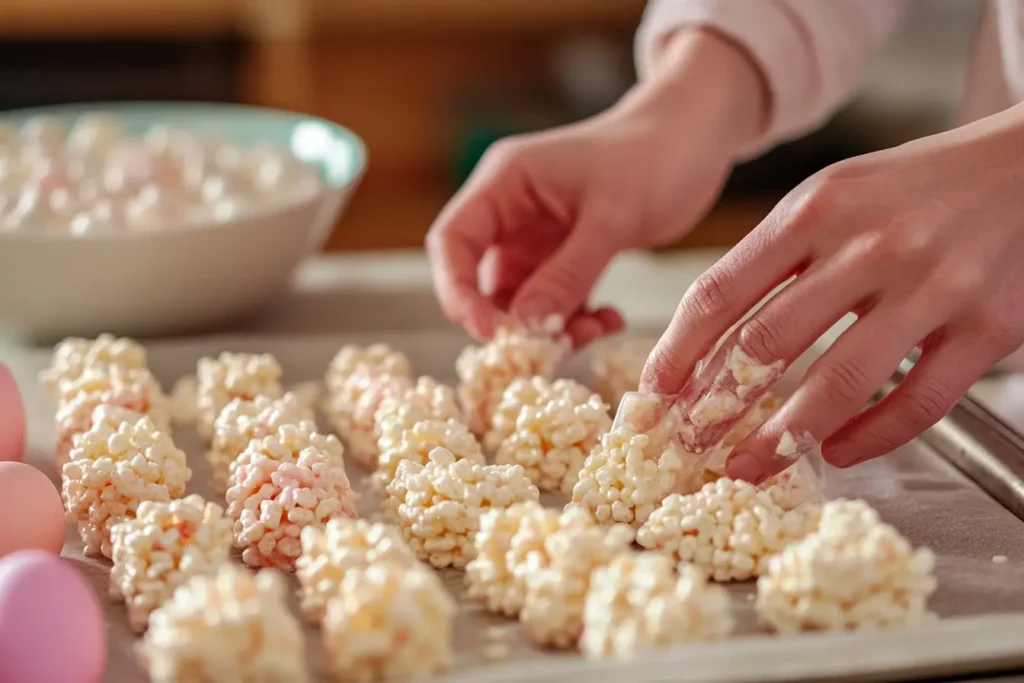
[725,453,766,484]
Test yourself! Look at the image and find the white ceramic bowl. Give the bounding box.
[0,102,367,344]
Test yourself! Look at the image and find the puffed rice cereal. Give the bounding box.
[484,377,594,453]
[338,373,414,467]
[195,352,284,440]
[207,393,316,492]
[589,337,655,407]
[637,478,820,582]
[322,563,456,682]
[110,494,233,632]
[374,376,460,453]
[520,520,635,648]
[225,422,344,490]
[62,416,191,558]
[169,375,199,424]
[496,391,610,495]
[756,499,937,633]
[580,554,734,659]
[296,518,417,623]
[226,432,357,569]
[140,565,309,683]
[376,418,484,493]
[455,325,569,435]
[322,344,412,449]
[385,447,540,569]
[39,333,148,398]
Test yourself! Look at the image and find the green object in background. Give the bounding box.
[454,120,519,186]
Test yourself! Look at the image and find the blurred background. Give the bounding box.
[0,0,979,252]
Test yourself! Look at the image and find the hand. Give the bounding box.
[426,30,766,347]
[641,102,1024,482]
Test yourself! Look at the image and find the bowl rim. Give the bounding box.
[0,101,367,245]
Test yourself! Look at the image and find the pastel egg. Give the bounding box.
[0,363,25,462]
[0,551,106,683]
[0,462,65,556]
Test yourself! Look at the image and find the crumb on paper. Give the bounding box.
[993,555,1009,564]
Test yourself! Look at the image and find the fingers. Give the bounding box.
[565,306,626,349]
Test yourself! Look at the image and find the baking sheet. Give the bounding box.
[7,329,1024,683]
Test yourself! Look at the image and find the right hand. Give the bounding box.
[426,30,767,347]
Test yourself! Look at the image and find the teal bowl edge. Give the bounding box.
[0,101,368,190]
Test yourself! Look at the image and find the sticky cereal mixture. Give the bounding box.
[496,391,610,495]
[39,333,148,398]
[296,518,417,623]
[109,495,233,632]
[384,447,540,569]
[580,554,734,659]
[589,337,655,407]
[467,502,592,618]
[322,563,456,682]
[141,566,309,683]
[322,344,412,450]
[337,373,414,467]
[226,433,357,569]
[225,422,345,490]
[207,393,317,492]
[376,418,484,493]
[195,352,284,440]
[455,326,569,435]
[374,376,460,454]
[62,416,191,558]
[54,365,170,464]
[520,520,635,648]
[756,499,937,633]
[637,478,820,582]
[483,377,594,454]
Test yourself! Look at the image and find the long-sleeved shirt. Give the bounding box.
[635,0,1024,157]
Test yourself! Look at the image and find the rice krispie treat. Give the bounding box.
[520,520,635,648]
[376,418,484,493]
[322,344,412,449]
[637,478,820,582]
[385,447,540,569]
[207,393,316,492]
[580,554,733,659]
[589,337,655,407]
[495,391,610,495]
[226,432,357,569]
[296,518,417,623]
[339,373,414,467]
[140,566,309,683]
[169,375,199,424]
[455,325,570,435]
[109,495,233,632]
[484,377,594,453]
[374,376,460,454]
[322,563,456,682]
[756,499,937,633]
[62,416,191,558]
[195,352,284,440]
[467,502,592,618]
[39,333,148,398]
[225,423,344,490]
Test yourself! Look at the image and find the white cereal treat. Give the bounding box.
[376,418,484,493]
[756,499,937,633]
[195,352,284,440]
[467,502,593,617]
[296,518,417,623]
[580,553,734,659]
[207,393,317,492]
[288,380,323,413]
[168,375,199,424]
[39,333,148,398]
[570,421,683,528]
[520,520,635,648]
[322,563,456,682]
[140,565,309,683]
[384,447,540,569]
[54,364,171,465]
[323,343,412,395]
[225,422,344,489]
[455,326,570,435]
[484,376,594,453]
[637,478,819,582]
[496,390,610,495]
[333,373,414,467]
[374,376,460,454]
[62,416,191,558]
[589,337,655,407]
[226,430,357,570]
[109,494,233,632]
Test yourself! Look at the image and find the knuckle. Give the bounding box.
[902,380,954,428]
[810,358,872,406]
[737,314,789,363]
[640,343,687,393]
[681,270,735,324]
[782,172,846,234]
[481,136,527,170]
[926,261,987,306]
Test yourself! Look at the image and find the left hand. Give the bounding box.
[640,102,1024,483]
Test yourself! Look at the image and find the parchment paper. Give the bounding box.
[6,329,1024,683]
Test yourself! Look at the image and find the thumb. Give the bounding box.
[509,226,617,327]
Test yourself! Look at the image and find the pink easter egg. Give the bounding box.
[0,462,66,557]
[0,551,106,683]
[0,363,26,462]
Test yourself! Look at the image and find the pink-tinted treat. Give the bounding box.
[0,551,107,683]
[0,363,26,462]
